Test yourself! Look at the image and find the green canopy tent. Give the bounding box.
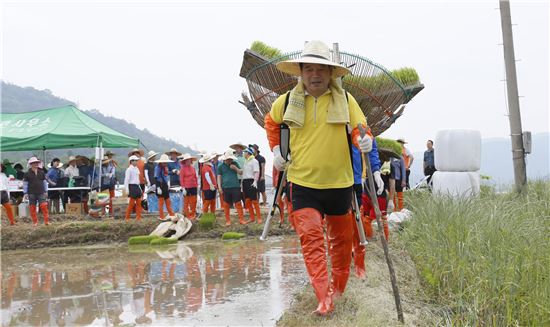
[0,105,139,151]
[0,105,139,188]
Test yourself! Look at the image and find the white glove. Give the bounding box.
[387,200,395,213]
[182,188,187,196]
[374,171,384,195]
[209,185,215,191]
[156,187,162,195]
[23,194,29,202]
[252,180,258,188]
[357,135,373,153]
[273,145,290,171]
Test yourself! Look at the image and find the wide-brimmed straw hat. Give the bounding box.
[128,148,144,157]
[179,153,198,162]
[47,161,63,169]
[128,155,140,162]
[154,154,174,163]
[222,149,237,161]
[229,142,247,151]
[28,157,41,165]
[66,156,77,165]
[146,150,158,160]
[396,138,408,144]
[165,148,182,156]
[105,150,116,157]
[276,40,351,78]
[199,153,216,163]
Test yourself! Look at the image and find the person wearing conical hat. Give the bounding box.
[154,154,175,220]
[179,153,199,219]
[46,158,64,214]
[263,40,374,315]
[199,153,217,214]
[0,163,16,225]
[23,157,50,226]
[124,155,143,221]
[144,151,158,194]
[64,156,80,178]
[165,148,182,187]
[100,155,117,216]
[217,149,247,226]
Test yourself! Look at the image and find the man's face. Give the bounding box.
[301,63,332,97]
[170,153,178,160]
[427,141,433,150]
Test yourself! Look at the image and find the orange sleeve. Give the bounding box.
[350,123,373,148]
[265,113,280,151]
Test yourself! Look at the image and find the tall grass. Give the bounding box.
[400,180,550,326]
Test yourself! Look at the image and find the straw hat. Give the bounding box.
[101,156,112,165]
[66,156,77,165]
[179,153,198,161]
[229,142,247,151]
[105,150,116,157]
[128,148,144,157]
[276,40,351,78]
[199,153,216,163]
[165,148,182,156]
[222,149,237,161]
[28,157,41,165]
[396,138,408,144]
[154,154,174,163]
[76,155,90,164]
[47,160,63,169]
[146,150,158,160]
[128,155,140,162]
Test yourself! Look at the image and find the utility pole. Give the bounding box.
[499,0,528,193]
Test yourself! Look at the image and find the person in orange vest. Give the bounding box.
[1,164,16,225]
[154,154,175,220]
[23,157,50,226]
[397,138,414,189]
[199,153,217,214]
[124,155,142,221]
[264,40,373,316]
[179,153,199,219]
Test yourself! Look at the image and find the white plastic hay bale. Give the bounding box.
[388,209,413,229]
[435,129,481,171]
[432,171,480,198]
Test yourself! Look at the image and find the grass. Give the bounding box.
[250,41,283,59]
[198,213,216,230]
[398,180,550,326]
[150,237,177,246]
[128,235,160,245]
[222,232,246,240]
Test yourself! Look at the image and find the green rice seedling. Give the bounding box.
[150,237,178,246]
[128,235,160,245]
[399,181,550,326]
[221,232,246,240]
[390,67,420,86]
[199,213,216,230]
[375,137,402,159]
[250,41,283,59]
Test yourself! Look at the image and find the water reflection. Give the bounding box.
[1,237,306,326]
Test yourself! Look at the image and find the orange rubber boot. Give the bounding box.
[2,203,15,225]
[109,189,115,215]
[253,200,262,224]
[29,204,38,226]
[352,214,368,278]
[165,198,175,216]
[326,211,354,299]
[136,199,142,220]
[125,199,135,221]
[208,199,216,213]
[158,197,165,219]
[223,201,231,226]
[190,195,198,219]
[183,196,190,218]
[39,203,49,225]
[292,208,333,316]
[235,201,247,225]
[245,199,255,222]
[397,192,404,212]
[382,216,389,240]
[278,198,285,224]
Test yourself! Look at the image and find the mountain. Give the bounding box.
[0,81,194,161]
[409,133,549,187]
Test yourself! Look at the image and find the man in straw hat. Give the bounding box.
[264,40,375,315]
[144,151,158,193]
[46,158,64,214]
[154,154,176,220]
[397,137,413,191]
[217,149,247,226]
[179,153,199,219]
[165,148,182,186]
[199,153,217,214]
[23,157,50,226]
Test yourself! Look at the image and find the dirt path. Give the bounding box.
[277,239,438,326]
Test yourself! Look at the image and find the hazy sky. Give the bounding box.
[2,0,548,170]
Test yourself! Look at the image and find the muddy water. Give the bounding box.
[1,237,307,326]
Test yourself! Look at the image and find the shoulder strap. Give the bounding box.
[280,92,291,161]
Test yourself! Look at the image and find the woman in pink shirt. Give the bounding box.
[179,154,198,219]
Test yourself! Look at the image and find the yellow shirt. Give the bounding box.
[270,89,366,189]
